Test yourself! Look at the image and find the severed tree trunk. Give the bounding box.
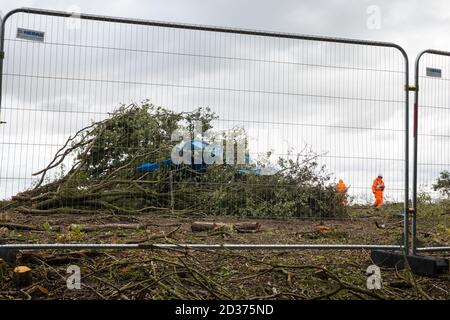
[191,222,232,232]
[69,223,145,232]
[234,222,261,233]
[191,221,261,233]
[13,266,33,287]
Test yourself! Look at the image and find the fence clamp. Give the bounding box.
[0,51,4,59]
[406,85,417,91]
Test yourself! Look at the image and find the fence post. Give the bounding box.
[412,51,424,256]
[404,57,410,256]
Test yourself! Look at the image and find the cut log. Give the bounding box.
[191,222,232,232]
[69,223,144,232]
[0,222,43,231]
[234,222,261,233]
[13,266,32,287]
[191,221,261,233]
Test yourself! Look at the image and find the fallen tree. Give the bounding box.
[1,101,346,218]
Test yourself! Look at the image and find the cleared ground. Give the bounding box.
[0,209,449,300]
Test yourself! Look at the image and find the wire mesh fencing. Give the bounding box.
[0,8,409,249]
[413,50,450,253]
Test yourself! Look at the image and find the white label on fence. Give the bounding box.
[16,28,45,42]
[426,67,442,78]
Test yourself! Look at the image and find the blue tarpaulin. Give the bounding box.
[136,159,173,173]
[137,139,219,173]
[136,139,276,175]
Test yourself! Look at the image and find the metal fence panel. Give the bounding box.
[0,8,409,250]
[413,50,450,254]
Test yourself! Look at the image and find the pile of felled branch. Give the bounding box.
[0,102,345,218]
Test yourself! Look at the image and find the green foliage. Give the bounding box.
[42,222,52,232]
[416,190,432,205]
[78,101,216,180]
[56,227,85,242]
[416,190,450,224]
[29,102,345,218]
[433,170,450,198]
[187,149,344,218]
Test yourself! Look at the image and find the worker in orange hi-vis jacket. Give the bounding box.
[372,174,385,208]
[336,179,348,205]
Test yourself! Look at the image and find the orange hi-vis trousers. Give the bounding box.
[374,191,383,207]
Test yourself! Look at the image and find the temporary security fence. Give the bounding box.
[412,50,450,254]
[0,8,410,252]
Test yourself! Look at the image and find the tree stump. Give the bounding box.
[13,266,32,287]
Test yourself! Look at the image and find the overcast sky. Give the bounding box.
[0,0,449,202]
[2,0,450,60]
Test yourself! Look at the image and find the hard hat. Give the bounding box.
[378,173,383,178]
